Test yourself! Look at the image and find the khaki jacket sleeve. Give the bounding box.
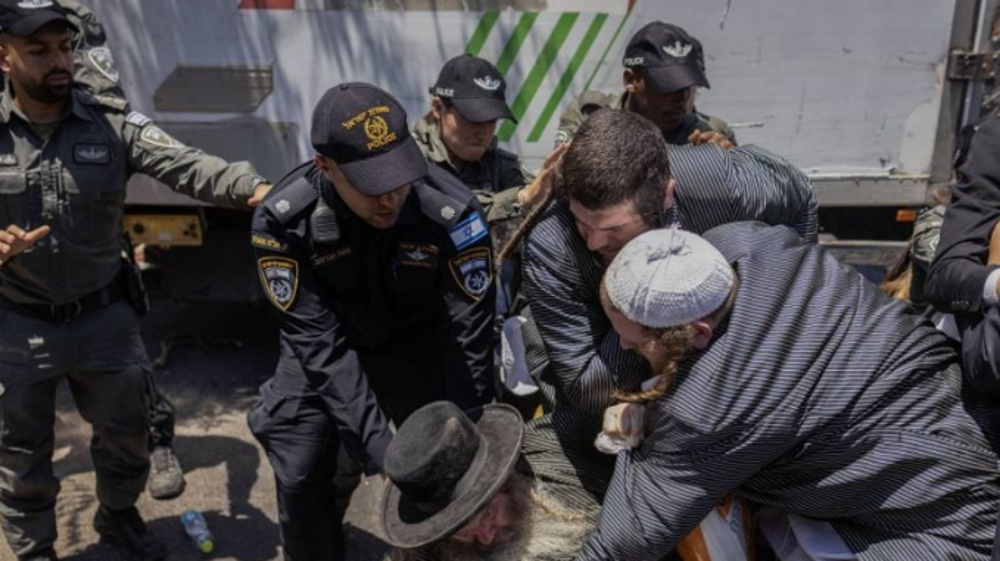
[64,0,127,100]
[555,96,585,147]
[122,115,265,210]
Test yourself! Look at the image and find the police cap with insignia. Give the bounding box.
[311,82,428,197]
[623,21,709,93]
[430,54,517,124]
[0,0,78,38]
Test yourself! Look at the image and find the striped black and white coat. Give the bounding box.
[522,143,819,453]
[575,223,1000,560]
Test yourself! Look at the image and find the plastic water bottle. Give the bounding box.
[181,510,215,554]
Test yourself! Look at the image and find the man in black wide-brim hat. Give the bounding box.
[382,401,610,561]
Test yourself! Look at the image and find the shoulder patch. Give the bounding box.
[126,111,151,127]
[88,47,120,83]
[258,256,299,311]
[263,174,318,225]
[448,212,488,251]
[140,125,185,149]
[449,246,492,300]
[554,130,570,147]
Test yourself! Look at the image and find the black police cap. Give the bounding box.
[311,82,428,197]
[430,54,517,124]
[0,0,77,38]
[623,22,710,93]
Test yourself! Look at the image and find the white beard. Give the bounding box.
[394,478,596,561]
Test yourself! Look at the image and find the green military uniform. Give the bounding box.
[412,114,533,250]
[554,90,736,147]
[0,83,263,558]
[64,0,125,100]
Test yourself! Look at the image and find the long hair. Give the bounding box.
[600,273,738,403]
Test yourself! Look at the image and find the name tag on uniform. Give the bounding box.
[0,153,17,166]
[74,144,111,165]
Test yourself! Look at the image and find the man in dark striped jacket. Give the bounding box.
[581,223,999,560]
[520,108,817,461]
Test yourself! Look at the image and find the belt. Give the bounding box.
[0,280,127,324]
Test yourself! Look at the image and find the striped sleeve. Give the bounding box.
[576,421,788,561]
[522,203,649,417]
[669,144,818,243]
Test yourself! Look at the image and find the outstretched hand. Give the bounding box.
[248,183,273,208]
[517,142,570,208]
[0,224,50,268]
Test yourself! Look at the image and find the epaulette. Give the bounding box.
[415,164,476,229]
[263,162,320,225]
[76,90,129,113]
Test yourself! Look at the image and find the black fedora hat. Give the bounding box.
[381,402,524,548]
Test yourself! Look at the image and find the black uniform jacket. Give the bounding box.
[251,163,496,474]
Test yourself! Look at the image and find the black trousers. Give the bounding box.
[146,372,175,448]
[248,381,361,561]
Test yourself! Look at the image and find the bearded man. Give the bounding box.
[381,402,604,561]
[582,224,1000,560]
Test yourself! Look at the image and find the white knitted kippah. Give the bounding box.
[605,228,734,328]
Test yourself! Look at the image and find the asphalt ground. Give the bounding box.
[0,301,392,561]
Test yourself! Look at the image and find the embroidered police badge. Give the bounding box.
[140,125,185,149]
[258,257,299,311]
[88,47,120,83]
[449,247,492,300]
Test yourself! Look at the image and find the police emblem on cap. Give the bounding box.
[88,47,119,83]
[258,257,299,311]
[473,77,501,91]
[365,115,390,145]
[449,247,492,300]
[662,41,693,58]
[441,206,456,220]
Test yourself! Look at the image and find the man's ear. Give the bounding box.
[623,69,640,93]
[691,321,714,349]
[430,97,444,121]
[313,154,337,182]
[664,178,677,211]
[0,42,12,74]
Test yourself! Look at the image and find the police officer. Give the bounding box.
[60,0,187,502]
[414,55,565,416]
[249,83,495,560]
[0,2,270,560]
[414,54,557,249]
[556,21,735,147]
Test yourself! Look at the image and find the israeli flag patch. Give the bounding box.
[126,111,151,127]
[448,213,487,251]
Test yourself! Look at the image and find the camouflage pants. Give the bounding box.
[0,301,151,558]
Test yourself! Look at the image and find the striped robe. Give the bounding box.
[576,223,1000,561]
[522,143,818,454]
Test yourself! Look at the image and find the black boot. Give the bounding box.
[18,548,58,561]
[93,505,167,561]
